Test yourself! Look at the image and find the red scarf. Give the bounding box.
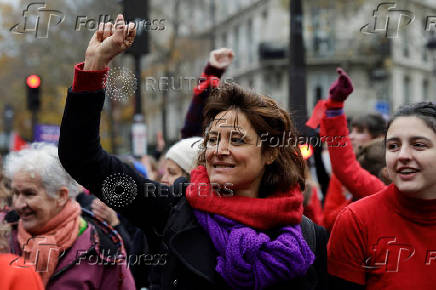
[186,166,303,230]
[17,199,81,286]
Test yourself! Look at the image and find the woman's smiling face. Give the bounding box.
[11,171,62,233]
[386,116,436,199]
[205,110,272,198]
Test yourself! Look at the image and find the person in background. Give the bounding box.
[160,47,234,186]
[161,137,202,186]
[307,68,388,231]
[4,143,135,289]
[141,155,160,181]
[1,173,44,290]
[181,48,234,139]
[355,138,391,185]
[349,113,386,153]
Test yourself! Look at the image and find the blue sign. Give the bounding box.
[375,100,390,118]
[34,124,60,144]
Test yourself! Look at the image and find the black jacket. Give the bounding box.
[59,89,329,290]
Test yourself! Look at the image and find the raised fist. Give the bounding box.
[84,14,136,71]
[329,68,354,102]
[209,48,234,70]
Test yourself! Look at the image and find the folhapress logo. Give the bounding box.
[10,2,65,39]
[360,2,415,38]
[362,237,415,272]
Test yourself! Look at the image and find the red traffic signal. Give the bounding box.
[26,75,41,111]
[26,75,41,89]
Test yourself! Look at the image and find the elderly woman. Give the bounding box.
[59,15,328,289]
[4,143,135,289]
[1,158,44,289]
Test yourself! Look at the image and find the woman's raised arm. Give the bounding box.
[59,15,183,233]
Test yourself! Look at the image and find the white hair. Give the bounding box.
[4,143,80,199]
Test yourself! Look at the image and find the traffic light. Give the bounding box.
[26,74,41,111]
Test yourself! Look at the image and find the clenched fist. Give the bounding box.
[209,48,234,70]
[329,68,354,102]
[84,14,136,71]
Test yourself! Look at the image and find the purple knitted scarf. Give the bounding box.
[193,209,315,290]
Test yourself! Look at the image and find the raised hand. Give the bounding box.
[209,48,234,70]
[329,68,354,102]
[84,14,136,71]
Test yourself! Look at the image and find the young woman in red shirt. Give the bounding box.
[327,100,436,289]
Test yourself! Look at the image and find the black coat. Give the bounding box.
[59,89,329,290]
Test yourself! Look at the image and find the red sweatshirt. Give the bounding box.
[0,254,44,290]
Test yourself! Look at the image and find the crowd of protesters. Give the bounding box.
[0,14,435,290]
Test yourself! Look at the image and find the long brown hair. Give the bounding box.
[198,83,306,197]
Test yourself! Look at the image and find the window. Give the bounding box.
[422,45,428,62]
[423,19,428,61]
[314,86,323,107]
[423,79,429,101]
[233,26,239,67]
[221,32,227,48]
[404,76,411,104]
[403,44,409,58]
[403,30,409,58]
[262,9,268,21]
[274,72,282,89]
[247,19,253,63]
[311,8,334,55]
[248,77,254,90]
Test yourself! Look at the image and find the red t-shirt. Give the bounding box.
[0,254,44,290]
[328,184,436,289]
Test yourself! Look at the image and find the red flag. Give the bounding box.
[306,100,327,129]
[9,133,29,151]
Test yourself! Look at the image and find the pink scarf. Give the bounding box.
[17,199,81,286]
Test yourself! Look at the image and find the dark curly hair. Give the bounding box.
[197,82,306,197]
[387,102,436,134]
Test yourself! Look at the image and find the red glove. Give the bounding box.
[326,68,353,109]
[306,68,353,129]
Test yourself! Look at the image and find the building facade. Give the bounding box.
[143,0,436,146]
